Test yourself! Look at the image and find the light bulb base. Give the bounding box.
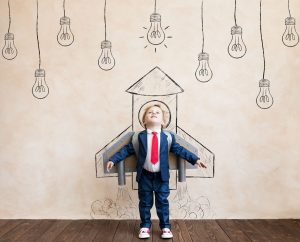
[150,13,161,22]
[285,17,296,25]
[101,40,112,49]
[60,16,71,25]
[4,33,14,40]
[198,52,209,61]
[35,69,45,77]
[259,79,270,87]
[231,25,242,35]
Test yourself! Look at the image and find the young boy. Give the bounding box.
[107,104,207,239]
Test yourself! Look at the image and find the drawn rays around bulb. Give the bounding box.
[139,0,172,53]
[2,0,17,60]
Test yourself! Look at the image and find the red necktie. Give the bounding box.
[151,132,158,164]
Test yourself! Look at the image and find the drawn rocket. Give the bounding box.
[95,67,215,189]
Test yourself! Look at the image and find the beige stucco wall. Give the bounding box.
[0,0,299,219]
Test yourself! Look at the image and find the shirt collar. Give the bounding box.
[147,128,161,134]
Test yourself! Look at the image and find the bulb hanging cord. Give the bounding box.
[234,0,237,26]
[63,0,66,17]
[260,0,266,79]
[201,0,205,53]
[154,0,157,13]
[104,0,107,40]
[8,0,11,33]
[36,0,41,69]
[288,0,291,17]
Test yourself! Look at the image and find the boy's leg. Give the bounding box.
[138,172,154,229]
[154,179,171,229]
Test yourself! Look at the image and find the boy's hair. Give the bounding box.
[142,104,167,128]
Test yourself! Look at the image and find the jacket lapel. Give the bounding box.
[160,131,168,160]
[139,130,147,154]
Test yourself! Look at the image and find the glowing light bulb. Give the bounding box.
[195,52,213,83]
[32,69,49,99]
[98,40,115,71]
[228,26,247,58]
[57,16,74,46]
[282,17,299,47]
[256,79,273,109]
[2,33,17,60]
[147,13,165,45]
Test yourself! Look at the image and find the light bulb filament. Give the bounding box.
[231,38,242,51]
[101,56,111,64]
[285,28,295,41]
[199,63,209,76]
[4,45,14,54]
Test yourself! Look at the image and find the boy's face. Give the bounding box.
[144,106,165,127]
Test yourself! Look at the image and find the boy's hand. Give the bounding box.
[106,161,114,172]
[196,159,207,168]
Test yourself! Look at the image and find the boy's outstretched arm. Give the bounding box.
[107,142,135,172]
[170,133,207,168]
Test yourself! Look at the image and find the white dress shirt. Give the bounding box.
[143,128,161,172]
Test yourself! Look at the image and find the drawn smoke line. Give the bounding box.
[140,0,172,53]
[256,0,273,109]
[90,185,138,219]
[282,0,299,47]
[93,66,215,218]
[98,0,115,71]
[195,1,213,83]
[170,182,215,219]
[2,0,18,60]
[57,0,74,47]
[32,0,49,100]
[228,0,247,59]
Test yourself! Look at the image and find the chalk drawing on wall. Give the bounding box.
[90,186,138,219]
[32,0,49,100]
[2,0,17,60]
[195,1,213,83]
[139,0,172,53]
[57,0,74,47]
[98,0,115,71]
[256,0,273,109]
[282,0,299,47]
[228,0,247,58]
[93,67,215,218]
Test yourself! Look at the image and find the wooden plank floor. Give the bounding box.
[0,219,299,242]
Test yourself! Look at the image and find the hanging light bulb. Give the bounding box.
[147,13,165,45]
[57,16,74,46]
[2,32,17,60]
[282,17,299,47]
[32,69,49,99]
[195,52,213,83]
[256,79,273,109]
[228,26,247,58]
[98,40,115,71]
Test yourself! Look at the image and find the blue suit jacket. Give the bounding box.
[110,130,199,182]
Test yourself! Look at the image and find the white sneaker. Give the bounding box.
[138,227,151,239]
[161,228,173,239]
